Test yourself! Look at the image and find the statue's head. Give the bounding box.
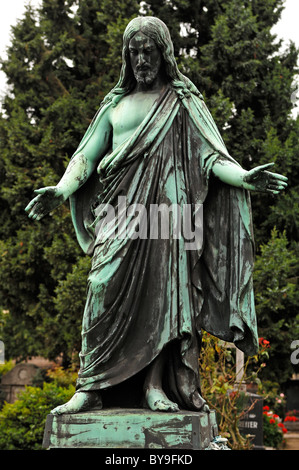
[121,16,177,87]
[103,16,201,104]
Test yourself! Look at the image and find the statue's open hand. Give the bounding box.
[25,186,66,220]
[243,163,288,194]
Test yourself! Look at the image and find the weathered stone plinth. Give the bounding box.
[43,408,218,449]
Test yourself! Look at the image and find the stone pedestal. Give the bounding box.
[43,408,218,449]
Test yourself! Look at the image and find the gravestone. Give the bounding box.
[0,363,40,403]
[238,392,264,450]
[286,379,299,413]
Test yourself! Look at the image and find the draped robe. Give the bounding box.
[69,86,259,410]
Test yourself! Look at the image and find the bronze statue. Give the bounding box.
[25,17,287,415]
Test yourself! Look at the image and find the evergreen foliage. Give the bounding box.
[0,0,298,385]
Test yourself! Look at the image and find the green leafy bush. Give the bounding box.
[0,360,14,379]
[258,380,286,418]
[0,381,75,450]
[263,409,286,449]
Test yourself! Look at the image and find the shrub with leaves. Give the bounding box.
[263,406,287,449]
[0,367,75,450]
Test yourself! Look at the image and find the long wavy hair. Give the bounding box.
[102,16,201,106]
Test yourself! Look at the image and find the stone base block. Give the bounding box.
[43,408,218,449]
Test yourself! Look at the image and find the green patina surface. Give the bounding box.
[43,409,218,449]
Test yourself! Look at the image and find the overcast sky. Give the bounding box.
[0,0,298,96]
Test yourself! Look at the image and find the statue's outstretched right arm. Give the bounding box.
[25,108,112,221]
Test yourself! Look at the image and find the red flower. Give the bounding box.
[284,416,299,422]
[263,406,270,411]
[270,418,276,424]
[278,423,288,433]
[259,337,270,348]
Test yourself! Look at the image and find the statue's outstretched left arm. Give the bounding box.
[212,160,288,195]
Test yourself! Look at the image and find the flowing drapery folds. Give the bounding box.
[69,88,258,409]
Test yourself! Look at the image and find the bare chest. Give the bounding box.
[110,92,160,148]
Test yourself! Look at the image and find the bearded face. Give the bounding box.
[129,32,162,88]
